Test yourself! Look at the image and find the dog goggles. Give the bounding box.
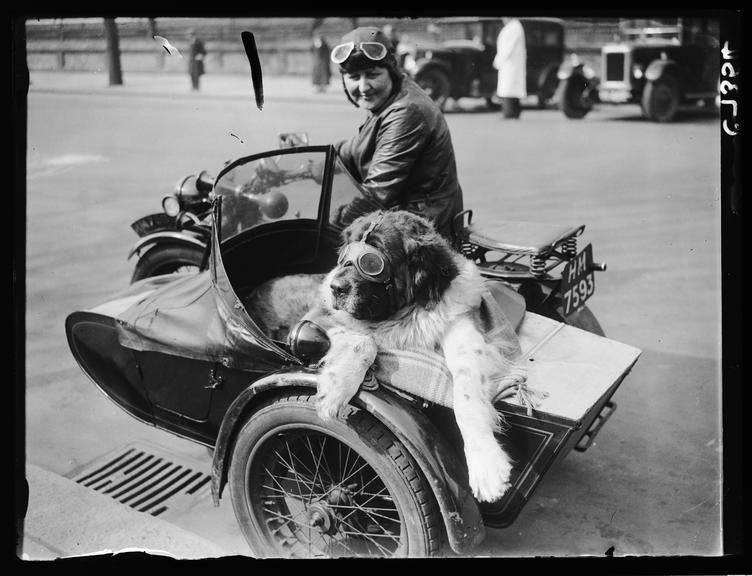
[331,41,389,64]
[337,241,392,284]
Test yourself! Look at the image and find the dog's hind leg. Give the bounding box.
[442,316,514,503]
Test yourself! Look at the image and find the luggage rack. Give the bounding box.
[452,210,585,279]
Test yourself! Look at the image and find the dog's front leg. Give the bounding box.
[316,327,378,420]
[442,316,514,503]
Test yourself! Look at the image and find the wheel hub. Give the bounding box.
[307,483,358,536]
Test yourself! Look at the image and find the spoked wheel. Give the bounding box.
[228,391,443,558]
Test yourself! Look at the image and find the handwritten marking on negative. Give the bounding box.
[241,31,264,111]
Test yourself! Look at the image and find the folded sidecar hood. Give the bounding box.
[88,202,299,370]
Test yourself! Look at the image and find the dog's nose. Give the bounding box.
[330,275,350,297]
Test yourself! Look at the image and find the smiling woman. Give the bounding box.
[330,26,465,240]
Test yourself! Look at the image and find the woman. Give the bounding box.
[330,26,464,239]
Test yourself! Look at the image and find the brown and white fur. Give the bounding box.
[296,210,517,503]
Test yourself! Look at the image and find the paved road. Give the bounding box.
[21,72,723,559]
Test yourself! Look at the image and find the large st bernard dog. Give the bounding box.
[246,210,520,502]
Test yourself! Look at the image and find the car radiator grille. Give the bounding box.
[605,53,626,82]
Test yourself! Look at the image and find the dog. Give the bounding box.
[295,209,521,503]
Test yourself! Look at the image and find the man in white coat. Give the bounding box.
[493,18,527,119]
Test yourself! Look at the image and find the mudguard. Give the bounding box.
[414,59,453,79]
[556,59,581,81]
[127,230,207,260]
[644,58,679,82]
[210,371,486,554]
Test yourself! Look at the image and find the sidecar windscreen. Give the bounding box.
[103,147,384,369]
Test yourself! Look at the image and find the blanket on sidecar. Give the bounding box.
[100,270,542,413]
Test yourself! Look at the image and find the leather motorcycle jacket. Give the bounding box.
[335,75,464,239]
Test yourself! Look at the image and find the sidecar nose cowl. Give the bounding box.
[288,320,330,365]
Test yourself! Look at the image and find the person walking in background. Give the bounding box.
[311,28,332,93]
[188,29,206,91]
[493,18,526,119]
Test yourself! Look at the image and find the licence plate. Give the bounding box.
[560,243,595,316]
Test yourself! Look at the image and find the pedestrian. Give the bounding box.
[311,29,331,93]
[329,26,464,239]
[493,18,527,119]
[188,29,206,91]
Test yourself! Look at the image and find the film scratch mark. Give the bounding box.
[241,31,264,111]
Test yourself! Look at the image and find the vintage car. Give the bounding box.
[66,144,641,557]
[558,18,719,122]
[402,17,566,110]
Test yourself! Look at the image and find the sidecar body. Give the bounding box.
[66,146,640,557]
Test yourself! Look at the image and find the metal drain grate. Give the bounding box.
[66,441,212,519]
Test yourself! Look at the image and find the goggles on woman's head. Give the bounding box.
[331,41,389,64]
[337,241,392,284]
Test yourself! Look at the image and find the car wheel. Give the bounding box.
[559,74,593,119]
[228,390,444,558]
[642,77,680,122]
[416,68,451,110]
[130,244,205,283]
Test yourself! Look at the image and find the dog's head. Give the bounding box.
[327,210,460,320]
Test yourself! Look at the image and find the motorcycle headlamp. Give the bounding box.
[337,241,392,284]
[162,195,181,217]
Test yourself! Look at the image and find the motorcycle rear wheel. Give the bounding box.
[562,305,605,336]
[130,244,205,283]
[228,390,443,558]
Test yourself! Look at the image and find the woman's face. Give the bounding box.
[343,66,394,111]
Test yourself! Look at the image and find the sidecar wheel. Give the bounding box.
[130,244,205,283]
[228,390,443,558]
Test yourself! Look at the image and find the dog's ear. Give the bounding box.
[407,241,459,309]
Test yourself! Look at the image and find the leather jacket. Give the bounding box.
[335,75,464,239]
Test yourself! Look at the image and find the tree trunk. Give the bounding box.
[103,18,123,85]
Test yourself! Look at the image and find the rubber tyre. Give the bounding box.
[227,390,443,558]
[560,74,593,119]
[416,68,451,110]
[642,78,680,123]
[130,244,205,283]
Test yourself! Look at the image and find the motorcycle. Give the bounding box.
[129,133,607,336]
[67,145,641,557]
[128,133,311,283]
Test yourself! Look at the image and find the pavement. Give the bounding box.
[20,464,229,561]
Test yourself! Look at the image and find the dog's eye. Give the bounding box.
[341,260,353,267]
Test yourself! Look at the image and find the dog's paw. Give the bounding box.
[315,373,354,421]
[466,445,514,503]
